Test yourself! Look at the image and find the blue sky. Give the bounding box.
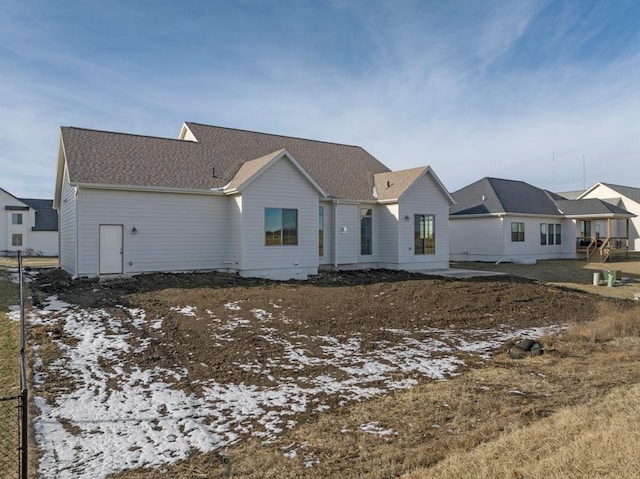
[1,0,639,198]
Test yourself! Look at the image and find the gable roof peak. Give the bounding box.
[452,176,560,217]
[185,122,364,150]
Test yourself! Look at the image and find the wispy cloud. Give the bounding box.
[1,1,639,197]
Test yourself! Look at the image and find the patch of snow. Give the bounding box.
[150,319,163,330]
[42,296,73,312]
[304,456,319,468]
[251,308,273,321]
[283,449,297,459]
[359,422,397,436]
[6,305,21,322]
[170,306,197,317]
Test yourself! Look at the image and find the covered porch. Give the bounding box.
[555,197,635,263]
[575,217,633,262]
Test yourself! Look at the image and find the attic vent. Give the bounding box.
[482,195,486,201]
[212,167,216,178]
[387,180,393,188]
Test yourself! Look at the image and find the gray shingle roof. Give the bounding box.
[450,178,562,216]
[61,124,392,201]
[61,127,215,191]
[554,198,634,218]
[225,149,286,192]
[373,167,428,201]
[556,189,585,200]
[451,177,635,219]
[184,123,390,200]
[600,183,640,204]
[18,198,58,231]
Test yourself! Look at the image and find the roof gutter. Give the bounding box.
[70,182,228,196]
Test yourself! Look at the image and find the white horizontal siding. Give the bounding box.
[397,174,450,270]
[451,216,577,262]
[0,190,14,251]
[76,189,229,276]
[1,190,30,253]
[377,204,399,264]
[319,201,334,266]
[239,158,320,279]
[29,231,59,256]
[449,216,504,262]
[226,196,242,271]
[59,164,77,275]
[335,204,358,265]
[501,216,576,261]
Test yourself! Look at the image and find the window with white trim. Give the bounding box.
[265,208,298,246]
[360,208,372,255]
[415,214,435,254]
[511,222,525,242]
[319,206,324,256]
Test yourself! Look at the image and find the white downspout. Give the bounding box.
[496,214,506,265]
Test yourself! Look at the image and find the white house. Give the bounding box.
[54,122,454,279]
[1,187,59,256]
[449,177,634,263]
[577,183,640,252]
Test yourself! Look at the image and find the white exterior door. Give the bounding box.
[99,225,123,274]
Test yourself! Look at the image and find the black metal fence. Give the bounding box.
[0,251,29,479]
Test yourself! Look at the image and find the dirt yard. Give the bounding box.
[26,266,640,478]
[32,268,608,393]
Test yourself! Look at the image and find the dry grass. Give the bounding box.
[454,258,640,300]
[406,302,640,479]
[111,301,640,479]
[562,303,640,343]
[408,383,640,479]
[0,271,20,397]
[0,256,58,269]
[0,271,21,477]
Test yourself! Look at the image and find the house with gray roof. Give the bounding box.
[1,187,59,256]
[578,182,640,252]
[449,177,634,263]
[54,122,454,279]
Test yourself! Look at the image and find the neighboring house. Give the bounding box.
[1,187,59,256]
[54,123,454,279]
[577,183,640,252]
[449,177,634,263]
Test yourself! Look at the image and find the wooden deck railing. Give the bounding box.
[576,237,629,262]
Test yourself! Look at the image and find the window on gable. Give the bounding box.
[415,214,435,254]
[12,234,22,247]
[511,222,525,242]
[360,208,372,255]
[12,213,23,225]
[265,208,298,246]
